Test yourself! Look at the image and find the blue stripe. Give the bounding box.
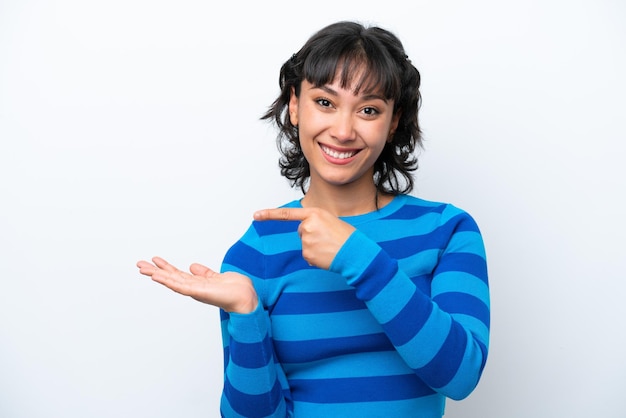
[283,351,415,379]
[254,219,300,236]
[377,217,464,259]
[447,230,485,256]
[225,242,315,279]
[227,361,278,395]
[291,395,445,417]
[223,345,230,369]
[454,213,481,233]
[379,233,441,259]
[410,273,434,296]
[265,250,312,278]
[223,377,283,417]
[220,309,229,321]
[271,310,383,340]
[351,251,398,301]
[353,213,442,243]
[259,232,303,254]
[379,215,478,259]
[417,325,467,388]
[274,334,393,364]
[399,249,440,279]
[436,252,488,283]
[381,201,445,220]
[477,339,488,374]
[450,314,489,348]
[290,374,435,403]
[434,292,490,328]
[229,334,273,369]
[432,272,489,306]
[222,241,266,277]
[271,290,365,315]
[366,274,415,323]
[265,269,352,295]
[397,308,451,369]
[219,396,247,418]
[382,290,433,346]
[224,241,317,280]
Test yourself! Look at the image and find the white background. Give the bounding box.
[1,1,624,417]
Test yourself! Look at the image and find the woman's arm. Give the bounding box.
[329,206,490,400]
[218,229,294,418]
[219,305,292,417]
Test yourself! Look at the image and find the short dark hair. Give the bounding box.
[262,21,423,194]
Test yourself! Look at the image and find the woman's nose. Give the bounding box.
[330,112,356,142]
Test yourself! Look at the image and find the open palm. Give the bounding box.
[136,256,258,314]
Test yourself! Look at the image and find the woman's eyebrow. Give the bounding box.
[361,93,389,102]
[309,85,339,96]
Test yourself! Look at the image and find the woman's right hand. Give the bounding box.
[136,256,258,314]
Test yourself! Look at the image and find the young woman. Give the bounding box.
[137,21,490,418]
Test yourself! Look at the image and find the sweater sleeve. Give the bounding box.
[329,206,490,400]
[219,226,293,417]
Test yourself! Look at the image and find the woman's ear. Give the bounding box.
[288,87,299,126]
[388,112,401,142]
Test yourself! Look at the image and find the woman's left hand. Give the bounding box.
[254,207,355,270]
[136,256,258,313]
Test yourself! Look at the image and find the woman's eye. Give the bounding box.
[362,107,379,116]
[316,98,332,107]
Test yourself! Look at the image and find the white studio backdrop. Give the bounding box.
[1,1,624,417]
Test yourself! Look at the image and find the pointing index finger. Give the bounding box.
[254,207,310,222]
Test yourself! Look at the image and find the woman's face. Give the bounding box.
[289,71,399,192]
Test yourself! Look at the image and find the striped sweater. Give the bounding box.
[219,194,490,417]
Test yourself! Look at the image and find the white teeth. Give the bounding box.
[321,145,357,159]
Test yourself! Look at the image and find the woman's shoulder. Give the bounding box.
[223,199,303,262]
[393,194,479,226]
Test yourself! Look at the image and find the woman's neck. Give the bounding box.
[301,182,393,217]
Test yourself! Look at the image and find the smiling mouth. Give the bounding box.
[320,144,359,160]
